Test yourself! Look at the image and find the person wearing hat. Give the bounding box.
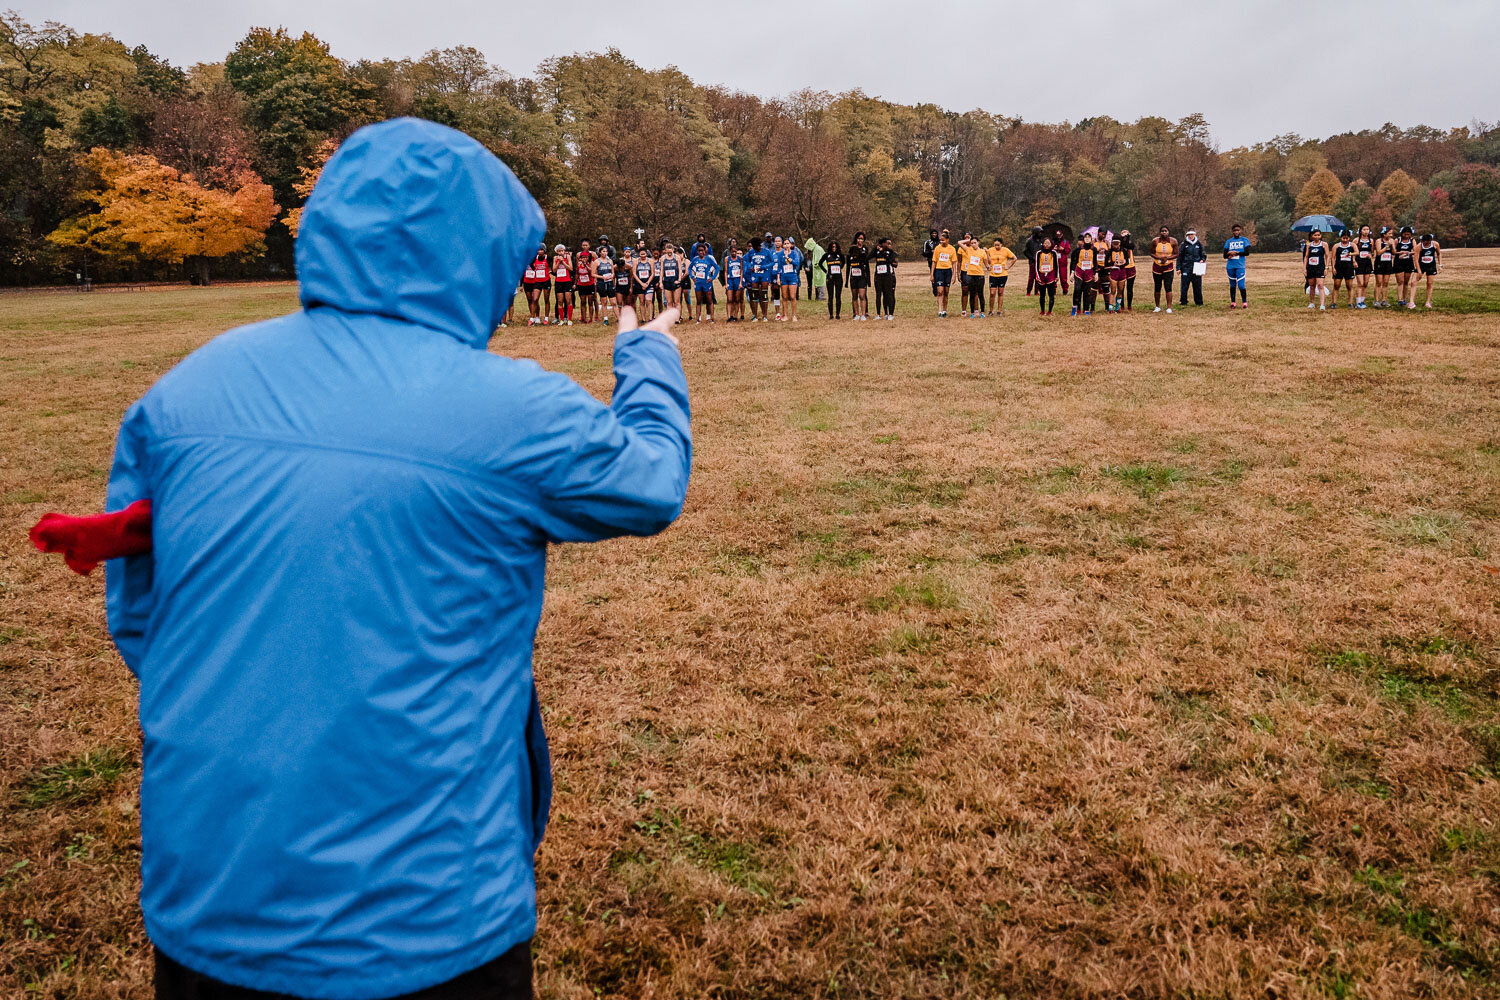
[1416,232,1441,309]
[550,242,574,325]
[1177,228,1206,306]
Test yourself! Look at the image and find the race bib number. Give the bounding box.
[1039,261,1053,275]
[876,264,888,274]
[850,267,862,277]
[783,263,794,273]
[829,263,841,274]
[1380,253,1392,261]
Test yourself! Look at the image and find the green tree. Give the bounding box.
[1331,179,1374,229]
[224,27,378,205]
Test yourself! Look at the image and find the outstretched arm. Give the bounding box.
[531,306,692,542]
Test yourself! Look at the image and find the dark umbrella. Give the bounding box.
[1292,214,1345,234]
[1042,222,1074,244]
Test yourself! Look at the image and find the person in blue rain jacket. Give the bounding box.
[104,117,692,1000]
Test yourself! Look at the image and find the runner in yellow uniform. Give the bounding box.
[987,239,1016,316]
[929,231,958,317]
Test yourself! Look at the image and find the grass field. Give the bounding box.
[2,250,1499,998]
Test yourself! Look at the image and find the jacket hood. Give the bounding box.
[296,117,546,347]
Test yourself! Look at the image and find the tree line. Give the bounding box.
[5,11,1500,286]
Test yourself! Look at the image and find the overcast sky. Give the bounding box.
[23,0,1499,148]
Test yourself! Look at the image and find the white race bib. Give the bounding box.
[876,264,888,274]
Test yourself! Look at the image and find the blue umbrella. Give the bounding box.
[1292,214,1346,234]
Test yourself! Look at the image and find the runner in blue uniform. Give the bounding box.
[723,248,745,322]
[1222,223,1251,309]
[774,241,801,322]
[746,238,773,322]
[689,246,720,323]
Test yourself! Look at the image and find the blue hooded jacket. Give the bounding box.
[104,118,691,998]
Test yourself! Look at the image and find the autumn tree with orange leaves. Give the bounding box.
[47,148,278,283]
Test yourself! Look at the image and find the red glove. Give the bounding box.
[30,499,153,575]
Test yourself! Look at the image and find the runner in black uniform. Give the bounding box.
[873,239,898,320]
[632,249,656,322]
[820,240,845,319]
[615,247,635,311]
[1373,227,1396,307]
[1393,226,1417,307]
[1303,230,1328,310]
[1416,233,1441,309]
[923,229,938,297]
[1353,225,1374,309]
[1331,230,1357,309]
[593,247,615,324]
[847,233,871,321]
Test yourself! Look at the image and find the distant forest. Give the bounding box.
[5,12,1500,284]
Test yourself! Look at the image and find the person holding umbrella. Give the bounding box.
[1303,228,1329,310]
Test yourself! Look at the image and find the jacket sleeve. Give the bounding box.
[531,330,691,542]
[104,402,156,676]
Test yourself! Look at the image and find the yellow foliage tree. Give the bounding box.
[47,148,277,283]
[1294,168,1344,217]
[283,137,340,238]
[1377,168,1422,223]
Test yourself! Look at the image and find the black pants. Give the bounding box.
[1125,275,1135,309]
[1152,271,1173,299]
[827,276,843,317]
[1178,271,1203,305]
[1037,282,1055,313]
[874,277,895,316]
[155,942,532,1000]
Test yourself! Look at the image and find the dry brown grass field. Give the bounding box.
[2,250,1499,999]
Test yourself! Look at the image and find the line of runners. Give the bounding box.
[512,231,902,327]
[509,223,1448,327]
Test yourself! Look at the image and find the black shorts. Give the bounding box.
[1305,266,1325,281]
[1356,260,1373,275]
[1374,259,1394,275]
[576,283,596,297]
[1095,271,1110,289]
[524,281,548,294]
[1152,270,1173,289]
[990,275,1008,288]
[661,277,680,291]
[1334,263,1355,280]
[1396,259,1415,274]
[597,284,614,298]
[932,269,952,288]
[553,281,573,295]
[1420,263,1437,276]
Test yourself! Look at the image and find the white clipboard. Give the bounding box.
[1192,261,1207,276]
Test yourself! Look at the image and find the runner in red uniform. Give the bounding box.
[573,240,596,324]
[551,243,574,326]
[522,245,550,325]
